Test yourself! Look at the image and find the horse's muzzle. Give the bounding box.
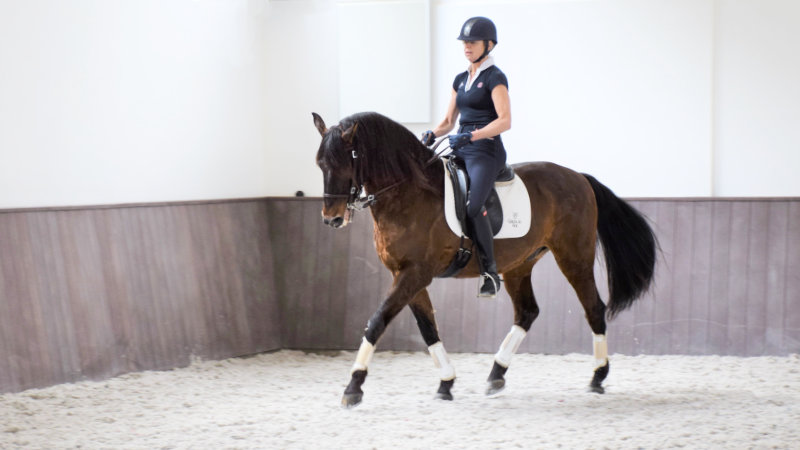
[323,216,345,228]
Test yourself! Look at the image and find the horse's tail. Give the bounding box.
[583,174,657,319]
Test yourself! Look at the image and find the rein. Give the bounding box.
[425,136,452,165]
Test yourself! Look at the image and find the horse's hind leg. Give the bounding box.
[486,261,539,395]
[409,289,456,400]
[551,250,610,394]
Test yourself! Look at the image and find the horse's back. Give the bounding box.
[509,161,598,251]
[512,161,595,207]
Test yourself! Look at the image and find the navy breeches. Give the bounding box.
[454,125,507,218]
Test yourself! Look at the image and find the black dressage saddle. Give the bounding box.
[446,156,515,237]
[438,157,515,278]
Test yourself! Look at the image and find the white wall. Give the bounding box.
[432,0,714,197]
[338,0,431,122]
[262,0,339,201]
[0,0,270,208]
[713,0,800,196]
[270,0,800,199]
[1,0,798,208]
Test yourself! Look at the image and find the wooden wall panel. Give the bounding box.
[0,200,279,393]
[1,196,797,393]
[273,198,799,359]
[708,201,732,354]
[785,202,800,352]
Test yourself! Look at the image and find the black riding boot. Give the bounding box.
[468,209,501,298]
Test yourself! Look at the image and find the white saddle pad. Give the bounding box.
[442,161,532,239]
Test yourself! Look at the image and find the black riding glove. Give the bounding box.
[421,130,435,146]
[449,132,472,151]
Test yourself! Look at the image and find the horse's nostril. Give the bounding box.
[330,217,344,228]
[323,217,331,225]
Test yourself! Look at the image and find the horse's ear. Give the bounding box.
[312,112,327,136]
[341,122,359,145]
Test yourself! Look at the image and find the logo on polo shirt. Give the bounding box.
[477,82,484,88]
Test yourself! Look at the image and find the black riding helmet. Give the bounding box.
[457,17,497,43]
[457,17,497,63]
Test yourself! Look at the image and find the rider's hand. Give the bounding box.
[420,130,435,146]
[449,132,472,150]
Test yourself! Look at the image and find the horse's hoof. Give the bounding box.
[435,379,454,401]
[486,379,505,396]
[341,392,363,408]
[588,384,605,394]
[434,392,454,401]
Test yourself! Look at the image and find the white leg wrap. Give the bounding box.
[351,337,375,374]
[428,342,456,381]
[494,325,527,368]
[593,334,608,368]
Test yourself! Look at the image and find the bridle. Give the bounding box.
[322,133,450,213]
[322,143,404,212]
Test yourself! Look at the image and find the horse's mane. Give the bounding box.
[317,112,441,194]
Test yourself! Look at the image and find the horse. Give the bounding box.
[312,111,656,408]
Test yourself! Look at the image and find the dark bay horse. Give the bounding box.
[312,111,656,408]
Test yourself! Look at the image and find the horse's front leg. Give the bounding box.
[409,289,456,400]
[342,267,431,408]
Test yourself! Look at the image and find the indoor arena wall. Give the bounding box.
[0,200,280,393]
[5,197,797,392]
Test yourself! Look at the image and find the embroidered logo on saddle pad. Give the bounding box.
[442,160,532,239]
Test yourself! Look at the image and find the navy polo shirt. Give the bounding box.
[453,65,508,126]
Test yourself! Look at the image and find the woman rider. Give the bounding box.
[421,17,510,298]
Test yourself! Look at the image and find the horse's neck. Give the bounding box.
[365,157,444,229]
[368,182,439,232]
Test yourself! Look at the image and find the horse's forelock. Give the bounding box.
[316,126,351,172]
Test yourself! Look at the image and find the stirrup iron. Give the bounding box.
[478,272,501,298]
